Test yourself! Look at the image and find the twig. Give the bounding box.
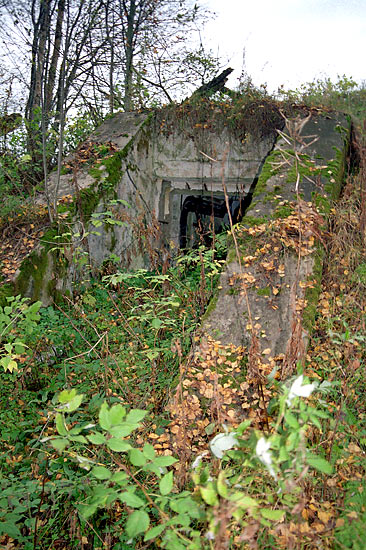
[33,457,49,550]
[65,332,107,362]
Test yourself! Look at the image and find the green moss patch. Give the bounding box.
[273,203,294,219]
[0,283,15,307]
[254,150,283,197]
[256,286,271,297]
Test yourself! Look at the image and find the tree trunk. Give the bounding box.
[45,0,65,115]
[123,0,136,111]
[25,0,53,172]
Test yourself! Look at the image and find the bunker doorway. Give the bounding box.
[179,194,245,249]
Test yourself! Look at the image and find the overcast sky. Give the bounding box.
[201,0,366,92]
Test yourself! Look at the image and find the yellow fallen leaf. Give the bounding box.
[318,510,334,523]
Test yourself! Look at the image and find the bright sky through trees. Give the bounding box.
[202,0,366,91]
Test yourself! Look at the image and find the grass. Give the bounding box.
[0,245,225,548]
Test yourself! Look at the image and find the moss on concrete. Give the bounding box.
[201,291,219,322]
[253,150,283,198]
[79,188,101,222]
[241,215,268,226]
[15,247,50,300]
[273,203,294,219]
[256,286,271,297]
[14,227,68,304]
[324,147,346,200]
[0,283,15,307]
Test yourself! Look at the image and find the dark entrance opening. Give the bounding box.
[179,194,245,248]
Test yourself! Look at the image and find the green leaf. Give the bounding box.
[144,523,166,541]
[229,493,258,508]
[119,491,145,508]
[237,419,252,434]
[87,432,106,445]
[153,455,178,467]
[151,318,163,329]
[312,409,329,419]
[92,466,111,480]
[108,404,126,425]
[310,414,322,430]
[200,484,218,506]
[70,435,88,443]
[1,357,17,372]
[51,438,68,452]
[169,497,200,518]
[78,502,98,520]
[279,445,290,462]
[59,389,77,404]
[143,443,156,460]
[125,409,147,424]
[126,510,150,538]
[285,411,300,429]
[111,471,128,484]
[106,438,131,452]
[205,422,216,435]
[14,342,26,354]
[129,448,147,467]
[159,471,173,495]
[109,424,137,437]
[260,508,285,521]
[307,454,333,474]
[99,402,111,430]
[217,471,228,498]
[0,520,22,538]
[65,394,83,412]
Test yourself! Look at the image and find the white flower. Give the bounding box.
[256,437,272,466]
[210,432,238,459]
[256,437,276,479]
[191,451,209,469]
[287,375,315,406]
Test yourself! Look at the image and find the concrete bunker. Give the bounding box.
[12,106,351,321]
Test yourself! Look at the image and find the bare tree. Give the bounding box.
[0,0,218,186]
[97,0,219,111]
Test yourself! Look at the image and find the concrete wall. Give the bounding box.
[202,112,351,366]
[51,112,277,272]
[14,109,350,312]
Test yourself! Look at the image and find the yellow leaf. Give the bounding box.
[318,510,333,523]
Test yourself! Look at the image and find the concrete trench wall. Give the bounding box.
[202,112,351,365]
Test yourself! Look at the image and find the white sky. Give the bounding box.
[201,0,366,92]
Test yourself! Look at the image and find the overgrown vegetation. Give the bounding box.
[0,77,366,549]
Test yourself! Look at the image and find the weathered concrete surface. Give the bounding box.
[14,108,349,313]
[31,109,277,290]
[44,113,148,201]
[204,252,315,356]
[203,113,350,364]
